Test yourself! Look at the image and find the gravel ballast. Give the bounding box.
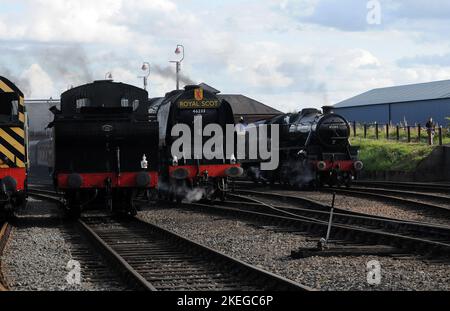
[2,198,127,291]
[270,190,450,226]
[138,207,450,291]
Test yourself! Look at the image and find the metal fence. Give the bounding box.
[351,122,450,146]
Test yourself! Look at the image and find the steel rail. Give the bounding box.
[231,190,450,244]
[234,180,450,212]
[233,189,449,227]
[28,188,311,291]
[321,188,450,214]
[184,197,450,259]
[78,216,311,291]
[354,181,450,194]
[0,222,12,291]
[76,219,157,291]
[233,189,450,228]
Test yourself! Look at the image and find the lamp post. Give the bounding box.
[170,44,184,90]
[139,62,150,91]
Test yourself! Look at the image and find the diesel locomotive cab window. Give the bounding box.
[0,94,19,122]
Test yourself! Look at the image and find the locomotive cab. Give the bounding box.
[0,93,20,123]
[0,77,28,217]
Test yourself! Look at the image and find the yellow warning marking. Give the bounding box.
[0,80,13,93]
[19,112,24,123]
[19,96,24,106]
[10,127,25,138]
[0,128,25,155]
[0,144,24,167]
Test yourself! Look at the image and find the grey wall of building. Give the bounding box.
[334,99,450,126]
[333,104,389,124]
[389,99,450,126]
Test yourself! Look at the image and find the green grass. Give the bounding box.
[350,138,435,172]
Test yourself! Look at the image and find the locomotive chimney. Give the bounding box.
[322,106,334,114]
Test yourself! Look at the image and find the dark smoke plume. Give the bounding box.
[1,44,93,96]
[153,65,196,86]
[36,45,93,85]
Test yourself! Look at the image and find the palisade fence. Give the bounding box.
[350,122,450,146]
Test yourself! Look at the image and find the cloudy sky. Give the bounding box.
[1,0,450,112]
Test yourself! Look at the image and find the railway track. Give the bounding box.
[30,187,450,259]
[322,187,450,214]
[28,188,311,291]
[182,190,450,259]
[235,180,450,216]
[58,222,132,290]
[79,216,310,291]
[233,188,449,224]
[0,221,12,291]
[354,181,450,194]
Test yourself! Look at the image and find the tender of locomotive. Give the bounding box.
[49,80,159,216]
[243,108,363,188]
[0,76,28,217]
[156,85,243,203]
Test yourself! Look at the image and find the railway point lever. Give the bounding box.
[319,192,336,250]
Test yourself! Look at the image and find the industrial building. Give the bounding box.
[199,83,282,123]
[333,80,450,126]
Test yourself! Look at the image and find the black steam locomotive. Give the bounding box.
[243,108,362,188]
[49,80,159,216]
[156,85,243,203]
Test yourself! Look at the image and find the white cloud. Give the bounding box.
[0,0,450,113]
[226,42,294,88]
[0,0,192,44]
[21,64,55,98]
